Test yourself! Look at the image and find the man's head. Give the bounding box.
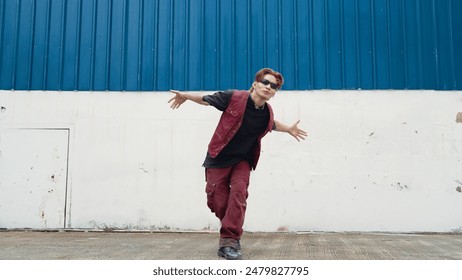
[253,68,284,89]
[250,68,284,101]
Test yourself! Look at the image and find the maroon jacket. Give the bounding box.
[207,90,274,170]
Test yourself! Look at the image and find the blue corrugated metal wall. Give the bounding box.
[0,0,461,91]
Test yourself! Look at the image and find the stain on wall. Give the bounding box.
[456,112,462,123]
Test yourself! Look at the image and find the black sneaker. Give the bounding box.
[218,246,242,260]
[236,240,241,250]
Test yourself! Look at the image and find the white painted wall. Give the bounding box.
[1,90,461,232]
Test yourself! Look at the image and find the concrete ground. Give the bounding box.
[1,230,462,260]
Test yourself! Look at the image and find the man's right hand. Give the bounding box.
[168,90,187,109]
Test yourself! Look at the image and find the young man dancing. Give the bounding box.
[168,68,307,260]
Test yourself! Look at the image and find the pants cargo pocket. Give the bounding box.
[205,182,216,213]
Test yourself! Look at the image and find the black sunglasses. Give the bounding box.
[260,79,279,90]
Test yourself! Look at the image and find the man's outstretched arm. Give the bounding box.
[274,120,308,142]
[168,90,209,109]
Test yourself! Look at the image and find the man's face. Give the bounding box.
[252,74,278,101]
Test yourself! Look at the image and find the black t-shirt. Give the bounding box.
[202,90,270,168]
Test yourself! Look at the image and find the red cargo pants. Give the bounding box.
[205,161,251,248]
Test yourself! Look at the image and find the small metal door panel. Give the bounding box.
[0,129,69,229]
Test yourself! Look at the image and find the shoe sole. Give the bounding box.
[217,250,242,260]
